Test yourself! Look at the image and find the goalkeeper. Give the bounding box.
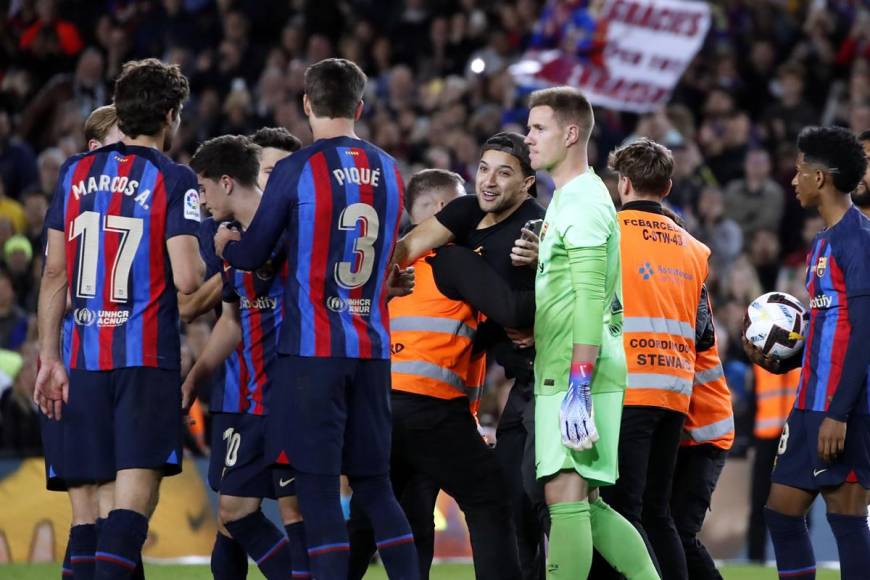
[524,87,659,579]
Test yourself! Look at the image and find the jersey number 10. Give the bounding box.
[70,211,144,302]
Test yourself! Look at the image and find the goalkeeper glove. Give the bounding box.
[560,361,599,451]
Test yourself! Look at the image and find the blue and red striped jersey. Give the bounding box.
[796,206,870,415]
[222,136,404,360]
[215,247,288,415]
[45,143,201,370]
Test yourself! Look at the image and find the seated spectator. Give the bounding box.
[0,97,38,199]
[0,266,28,350]
[0,344,38,458]
[748,228,781,292]
[694,185,743,277]
[5,235,34,311]
[36,147,65,198]
[20,189,48,251]
[723,148,785,239]
[0,180,26,235]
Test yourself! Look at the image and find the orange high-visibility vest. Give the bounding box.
[683,340,734,450]
[754,366,800,439]
[389,252,483,406]
[619,208,710,414]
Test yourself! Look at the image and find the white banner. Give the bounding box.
[511,0,711,113]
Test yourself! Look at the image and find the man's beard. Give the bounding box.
[853,181,870,208]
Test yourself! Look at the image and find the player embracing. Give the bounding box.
[35,58,204,579]
[214,58,419,579]
[524,87,658,579]
[744,126,870,580]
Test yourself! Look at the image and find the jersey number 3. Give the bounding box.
[335,202,380,289]
[70,211,144,302]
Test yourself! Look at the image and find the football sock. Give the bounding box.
[224,510,291,580]
[590,498,660,579]
[826,513,870,579]
[349,474,419,580]
[765,508,815,579]
[284,522,311,579]
[294,472,350,579]
[210,531,248,580]
[69,524,96,580]
[547,501,592,579]
[94,509,147,580]
[62,537,73,578]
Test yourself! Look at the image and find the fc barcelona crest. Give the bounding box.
[815,256,827,278]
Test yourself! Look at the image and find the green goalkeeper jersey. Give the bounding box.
[534,169,626,396]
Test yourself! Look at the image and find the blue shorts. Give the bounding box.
[62,367,182,484]
[208,412,295,498]
[772,409,870,491]
[267,355,391,476]
[41,413,67,491]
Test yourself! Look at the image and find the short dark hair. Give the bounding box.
[406,169,464,212]
[607,138,674,196]
[481,132,535,178]
[190,135,261,188]
[797,126,867,194]
[249,126,302,153]
[528,87,594,143]
[84,105,118,143]
[113,58,190,138]
[858,129,870,143]
[304,58,367,119]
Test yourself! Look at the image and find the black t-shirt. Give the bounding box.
[435,195,545,291]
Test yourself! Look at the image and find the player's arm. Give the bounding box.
[168,235,205,295]
[181,301,242,411]
[35,228,69,419]
[178,273,222,323]
[219,159,295,269]
[430,245,534,328]
[394,216,455,267]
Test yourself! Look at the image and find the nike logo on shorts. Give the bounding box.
[279,477,295,487]
[813,468,828,477]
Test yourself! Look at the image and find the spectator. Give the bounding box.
[762,63,818,147]
[0,266,28,350]
[35,147,65,198]
[0,180,26,235]
[723,148,785,238]
[694,185,743,278]
[0,344,36,457]
[4,235,34,311]
[20,189,47,251]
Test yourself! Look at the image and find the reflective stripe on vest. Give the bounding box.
[391,316,476,339]
[689,415,735,443]
[694,364,724,385]
[391,360,478,399]
[623,316,695,340]
[627,373,693,396]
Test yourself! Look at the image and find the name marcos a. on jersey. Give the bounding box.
[46,143,200,370]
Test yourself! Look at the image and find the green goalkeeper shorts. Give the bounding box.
[535,390,624,486]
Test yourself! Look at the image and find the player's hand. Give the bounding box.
[214,223,241,259]
[34,358,68,421]
[818,417,847,463]
[506,327,535,349]
[386,264,415,300]
[511,228,539,268]
[741,314,803,374]
[560,362,598,451]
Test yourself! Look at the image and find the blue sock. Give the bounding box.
[284,522,311,579]
[765,507,816,579]
[211,531,248,579]
[224,510,291,580]
[294,472,350,579]
[350,474,419,580]
[62,537,73,578]
[94,509,147,580]
[70,523,96,580]
[826,513,870,579]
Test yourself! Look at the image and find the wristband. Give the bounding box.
[570,361,594,384]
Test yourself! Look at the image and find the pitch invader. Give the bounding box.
[215,58,419,579]
[745,126,870,580]
[36,59,205,579]
[184,134,309,580]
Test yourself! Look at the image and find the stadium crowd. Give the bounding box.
[0,0,869,563]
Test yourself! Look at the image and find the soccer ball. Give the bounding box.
[745,292,808,360]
